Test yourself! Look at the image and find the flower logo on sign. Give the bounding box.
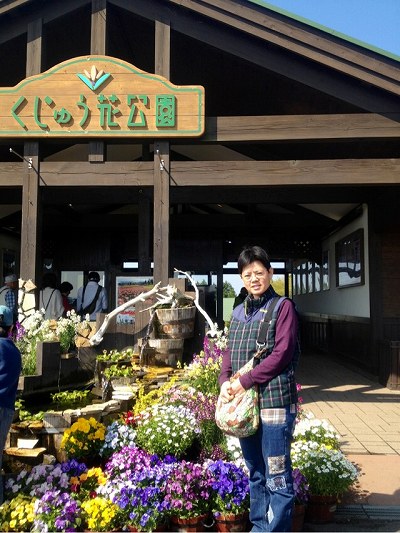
[77,65,111,90]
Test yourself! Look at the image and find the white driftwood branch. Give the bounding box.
[174,269,218,336]
[89,281,162,346]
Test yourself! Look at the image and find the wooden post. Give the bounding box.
[21,19,43,286]
[90,0,107,163]
[153,17,171,285]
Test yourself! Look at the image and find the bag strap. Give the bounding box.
[254,296,285,357]
[82,284,102,313]
[43,288,56,312]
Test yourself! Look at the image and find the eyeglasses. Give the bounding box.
[242,270,267,282]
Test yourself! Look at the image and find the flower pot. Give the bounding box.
[127,523,167,532]
[215,512,249,532]
[305,494,337,524]
[147,338,184,367]
[170,513,209,532]
[155,306,196,339]
[291,503,306,532]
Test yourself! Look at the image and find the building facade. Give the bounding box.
[1,0,400,385]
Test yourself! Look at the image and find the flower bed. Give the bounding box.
[1,329,360,531]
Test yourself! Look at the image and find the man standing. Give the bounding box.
[77,272,108,321]
[0,305,21,504]
[0,275,18,323]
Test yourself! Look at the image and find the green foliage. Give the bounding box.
[14,399,44,422]
[96,348,135,363]
[103,364,136,380]
[223,281,236,298]
[51,389,91,409]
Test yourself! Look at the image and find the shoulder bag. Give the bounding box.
[215,296,282,438]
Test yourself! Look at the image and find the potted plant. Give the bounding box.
[291,441,359,523]
[0,494,36,532]
[291,467,309,532]
[60,417,106,464]
[135,403,200,459]
[32,489,82,532]
[99,448,175,532]
[81,496,123,532]
[51,389,92,410]
[164,460,213,531]
[207,460,250,532]
[99,419,137,459]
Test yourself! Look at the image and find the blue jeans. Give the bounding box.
[0,407,14,505]
[240,404,296,532]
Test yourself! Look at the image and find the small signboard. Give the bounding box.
[0,55,205,138]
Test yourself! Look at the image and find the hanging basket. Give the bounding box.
[155,306,196,339]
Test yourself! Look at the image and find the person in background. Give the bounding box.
[0,305,21,505]
[0,274,18,323]
[60,281,74,316]
[233,286,248,309]
[219,245,300,532]
[77,272,108,321]
[39,273,64,320]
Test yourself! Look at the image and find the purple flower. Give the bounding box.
[207,460,250,515]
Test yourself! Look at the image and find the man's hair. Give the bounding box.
[88,271,100,282]
[237,245,271,274]
[60,281,73,293]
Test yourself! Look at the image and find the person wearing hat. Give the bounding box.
[76,272,108,320]
[0,305,21,504]
[0,274,18,323]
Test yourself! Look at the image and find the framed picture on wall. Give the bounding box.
[335,229,364,288]
[115,276,153,324]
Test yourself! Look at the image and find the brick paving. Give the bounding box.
[296,350,400,456]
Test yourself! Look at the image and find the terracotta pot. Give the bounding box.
[170,513,209,532]
[305,494,337,524]
[214,511,249,532]
[291,503,306,532]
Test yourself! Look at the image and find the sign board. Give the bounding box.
[0,55,205,138]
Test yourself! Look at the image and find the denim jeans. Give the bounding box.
[240,404,296,532]
[0,406,14,505]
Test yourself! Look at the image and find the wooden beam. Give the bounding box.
[21,142,41,284]
[26,18,42,77]
[110,0,400,114]
[0,0,89,45]
[153,16,171,285]
[31,158,400,188]
[0,163,24,185]
[168,159,400,186]
[90,0,107,162]
[202,114,400,142]
[40,161,153,185]
[167,0,400,96]
[21,19,42,287]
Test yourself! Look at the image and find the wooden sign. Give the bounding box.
[0,55,205,138]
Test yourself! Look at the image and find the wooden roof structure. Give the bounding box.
[0,0,399,285]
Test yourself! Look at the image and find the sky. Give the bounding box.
[258,0,400,58]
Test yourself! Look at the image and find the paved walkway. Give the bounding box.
[296,350,400,512]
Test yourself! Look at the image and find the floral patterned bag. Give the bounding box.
[215,356,260,438]
[215,296,282,438]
